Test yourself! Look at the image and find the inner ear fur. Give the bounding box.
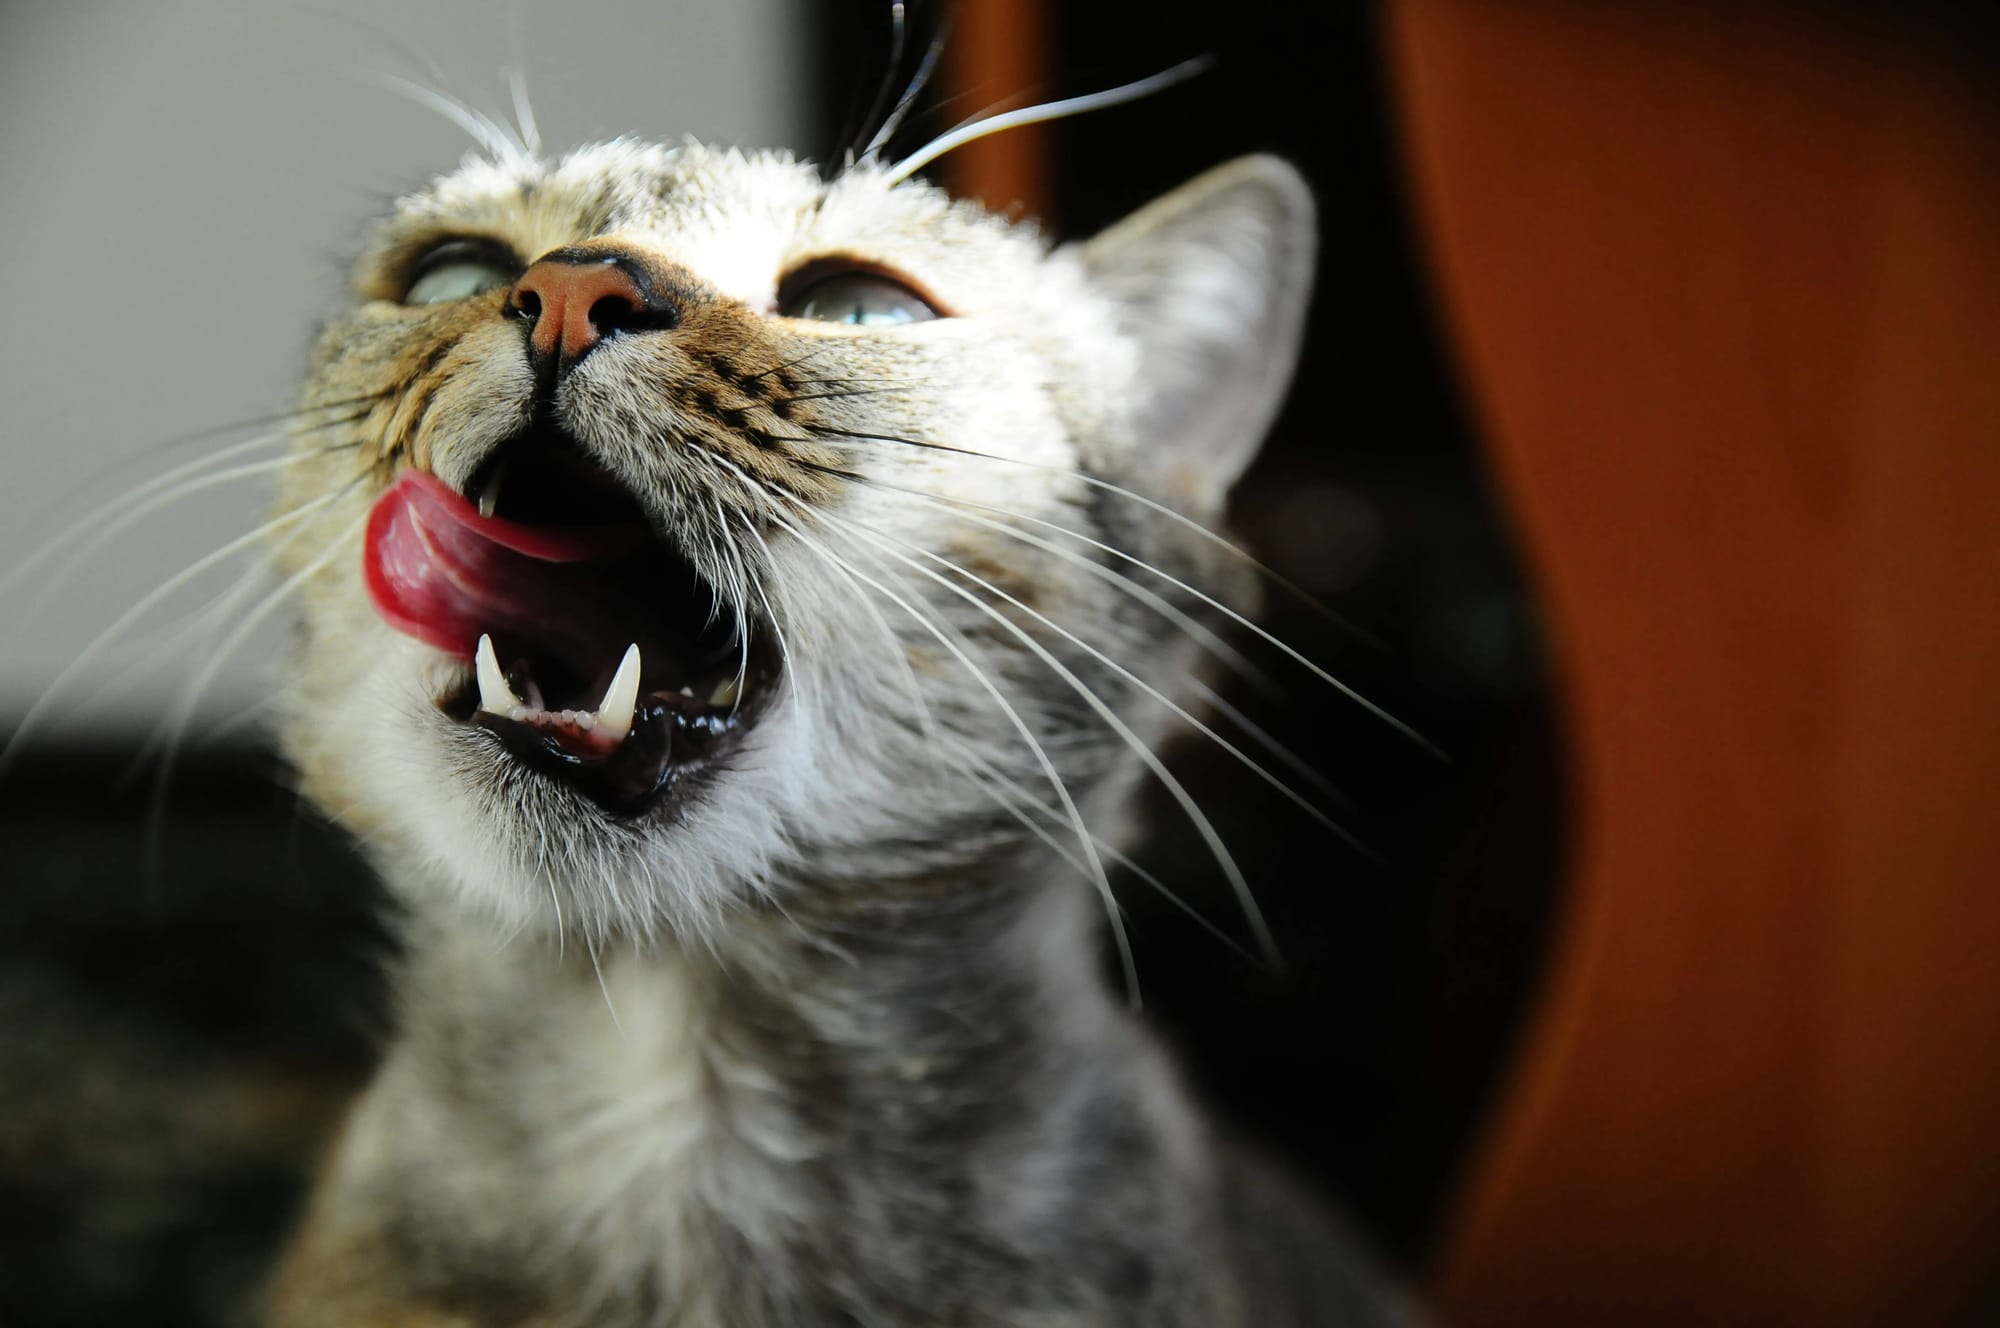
[1081,155,1316,509]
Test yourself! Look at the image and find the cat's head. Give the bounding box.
[274,140,1313,943]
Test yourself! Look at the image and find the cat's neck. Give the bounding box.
[397,859,1127,1088]
[369,858,1222,1323]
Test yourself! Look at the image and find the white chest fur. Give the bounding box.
[355,942,822,1323]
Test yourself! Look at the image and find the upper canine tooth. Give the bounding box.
[594,644,642,745]
[475,634,524,715]
[707,675,742,709]
[476,458,508,519]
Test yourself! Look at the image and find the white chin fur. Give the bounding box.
[415,714,787,944]
[300,634,931,944]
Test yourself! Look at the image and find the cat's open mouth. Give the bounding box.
[363,430,774,815]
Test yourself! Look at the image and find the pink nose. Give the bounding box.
[510,255,673,366]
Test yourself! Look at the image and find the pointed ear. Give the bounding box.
[1081,155,1315,507]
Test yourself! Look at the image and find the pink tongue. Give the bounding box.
[364,471,643,658]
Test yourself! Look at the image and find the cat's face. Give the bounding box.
[273,140,1313,942]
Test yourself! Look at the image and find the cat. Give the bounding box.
[253,118,1412,1325]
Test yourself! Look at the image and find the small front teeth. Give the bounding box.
[478,636,641,748]
[594,643,642,746]
[476,634,524,714]
[471,639,749,752]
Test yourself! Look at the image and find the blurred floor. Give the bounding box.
[0,746,387,1327]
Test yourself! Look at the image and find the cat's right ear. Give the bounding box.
[1081,155,1316,511]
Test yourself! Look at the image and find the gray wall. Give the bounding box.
[0,0,804,733]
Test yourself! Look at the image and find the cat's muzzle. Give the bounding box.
[363,433,776,816]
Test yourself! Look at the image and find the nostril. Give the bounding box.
[513,289,542,320]
[589,293,678,336]
[588,294,636,335]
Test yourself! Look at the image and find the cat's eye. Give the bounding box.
[778,265,940,327]
[402,240,521,307]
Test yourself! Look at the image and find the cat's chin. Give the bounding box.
[339,666,798,943]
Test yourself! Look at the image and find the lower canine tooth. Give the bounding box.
[476,634,525,715]
[708,676,742,708]
[594,644,642,745]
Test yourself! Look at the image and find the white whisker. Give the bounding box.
[731,514,806,729]
[587,942,626,1041]
[1010,478,1434,753]
[17,399,373,565]
[1183,675,1361,819]
[860,3,950,161]
[861,512,1370,860]
[812,425,1392,654]
[887,57,1213,184]
[506,61,541,157]
[830,474,1362,821]
[0,423,363,609]
[13,452,343,636]
[819,506,1282,966]
[0,485,356,775]
[695,458,935,745]
[363,71,531,163]
[721,462,1140,1004]
[944,742,1264,967]
[536,825,567,964]
[709,494,753,719]
[140,510,368,877]
[812,442,1434,756]
[864,474,1276,693]
[75,556,284,729]
[850,0,910,164]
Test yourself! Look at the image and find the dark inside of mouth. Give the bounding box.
[445,425,773,814]
[467,424,639,530]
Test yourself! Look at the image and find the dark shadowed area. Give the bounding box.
[0,752,389,1325]
[1031,2,1563,1259]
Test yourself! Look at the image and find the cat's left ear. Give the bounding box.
[1081,155,1315,509]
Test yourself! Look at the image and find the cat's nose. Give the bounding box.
[509,251,682,377]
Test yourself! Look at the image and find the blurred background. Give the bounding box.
[3,2,1996,1325]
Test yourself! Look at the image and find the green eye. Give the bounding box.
[402,241,520,306]
[782,271,939,326]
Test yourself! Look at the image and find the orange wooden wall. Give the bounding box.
[1388,2,2000,1321]
[940,0,1050,221]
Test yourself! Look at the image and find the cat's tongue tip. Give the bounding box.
[363,470,637,656]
